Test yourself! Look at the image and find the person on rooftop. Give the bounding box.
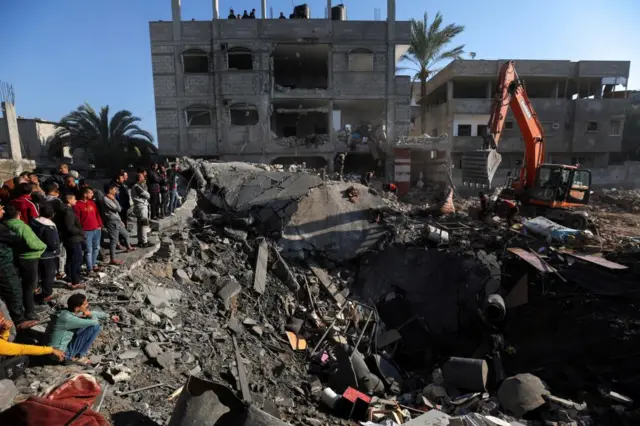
[228,9,236,19]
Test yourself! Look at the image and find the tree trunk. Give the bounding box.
[420,78,427,134]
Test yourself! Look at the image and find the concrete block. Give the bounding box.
[403,409,450,425]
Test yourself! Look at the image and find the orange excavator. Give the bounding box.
[462,60,593,229]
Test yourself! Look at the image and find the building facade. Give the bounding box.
[149,0,412,171]
[419,59,632,175]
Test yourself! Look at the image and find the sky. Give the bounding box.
[1,0,638,141]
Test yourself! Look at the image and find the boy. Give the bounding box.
[131,173,153,248]
[73,187,103,273]
[47,293,114,362]
[59,194,86,289]
[3,206,46,321]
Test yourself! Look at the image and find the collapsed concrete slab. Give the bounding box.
[181,158,387,261]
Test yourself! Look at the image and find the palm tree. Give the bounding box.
[399,12,465,135]
[49,103,157,172]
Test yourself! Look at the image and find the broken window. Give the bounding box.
[504,121,514,130]
[477,125,487,137]
[348,48,374,72]
[183,49,209,73]
[457,124,471,136]
[586,121,598,132]
[184,107,212,126]
[609,119,622,136]
[272,44,329,90]
[229,104,259,125]
[429,150,437,159]
[227,47,253,70]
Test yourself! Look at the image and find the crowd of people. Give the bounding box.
[0,162,181,367]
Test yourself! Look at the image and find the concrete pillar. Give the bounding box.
[553,81,559,98]
[447,80,454,101]
[261,0,266,19]
[172,0,186,155]
[327,0,332,19]
[172,0,181,26]
[213,0,219,19]
[486,81,492,98]
[0,102,22,162]
[385,0,397,180]
[394,148,411,195]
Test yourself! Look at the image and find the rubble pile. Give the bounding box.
[4,160,640,426]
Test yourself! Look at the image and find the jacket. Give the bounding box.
[102,196,122,222]
[168,170,180,191]
[9,194,39,224]
[30,217,60,259]
[45,172,68,188]
[58,205,84,243]
[147,170,161,193]
[44,194,65,216]
[131,183,150,218]
[159,171,168,192]
[0,327,53,357]
[0,223,20,282]
[73,200,103,231]
[47,309,107,353]
[4,218,46,260]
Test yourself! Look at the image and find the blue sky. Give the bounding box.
[1,0,638,141]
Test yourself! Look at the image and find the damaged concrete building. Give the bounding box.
[419,59,632,184]
[149,0,412,174]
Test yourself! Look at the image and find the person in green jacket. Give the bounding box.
[3,205,46,321]
[47,293,115,362]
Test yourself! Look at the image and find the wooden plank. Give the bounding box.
[253,240,269,294]
[306,260,346,306]
[507,247,557,273]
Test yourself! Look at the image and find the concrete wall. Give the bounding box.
[150,17,411,162]
[0,117,56,161]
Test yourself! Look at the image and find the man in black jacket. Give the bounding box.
[147,164,162,220]
[30,204,60,302]
[58,194,86,289]
[43,183,66,280]
[45,163,69,189]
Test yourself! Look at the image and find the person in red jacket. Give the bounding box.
[73,187,103,274]
[9,182,39,224]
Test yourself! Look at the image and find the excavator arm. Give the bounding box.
[462,60,546,189]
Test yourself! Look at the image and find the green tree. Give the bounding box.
[399,12,465,135]
[49,103,157,172]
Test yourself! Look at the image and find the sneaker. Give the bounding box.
[138,242,155,248]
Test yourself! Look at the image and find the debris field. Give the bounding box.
[6,159,640,426]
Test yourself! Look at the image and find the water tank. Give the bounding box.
[331,4,346,21]
[293,4,310,19]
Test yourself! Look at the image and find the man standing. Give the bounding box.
[45,163,69,188]
[30,204,60,303]
[3,206,46,321]
[59,194,85,289]
[131,173,153,248]
[159,164,169,217]
[167,164,180,215]
[62,175,78,197]
[0,203,28,325]
[73,187,103,274]
[102,184,135,265]
[147,163,162,220]
[106,172,131,227]
[9,182,39,224]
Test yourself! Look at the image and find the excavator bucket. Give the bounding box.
[461,149,502,188]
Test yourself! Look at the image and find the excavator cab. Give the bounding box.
[528,164,591,207]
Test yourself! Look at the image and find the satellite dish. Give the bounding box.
[470,52,477,59]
